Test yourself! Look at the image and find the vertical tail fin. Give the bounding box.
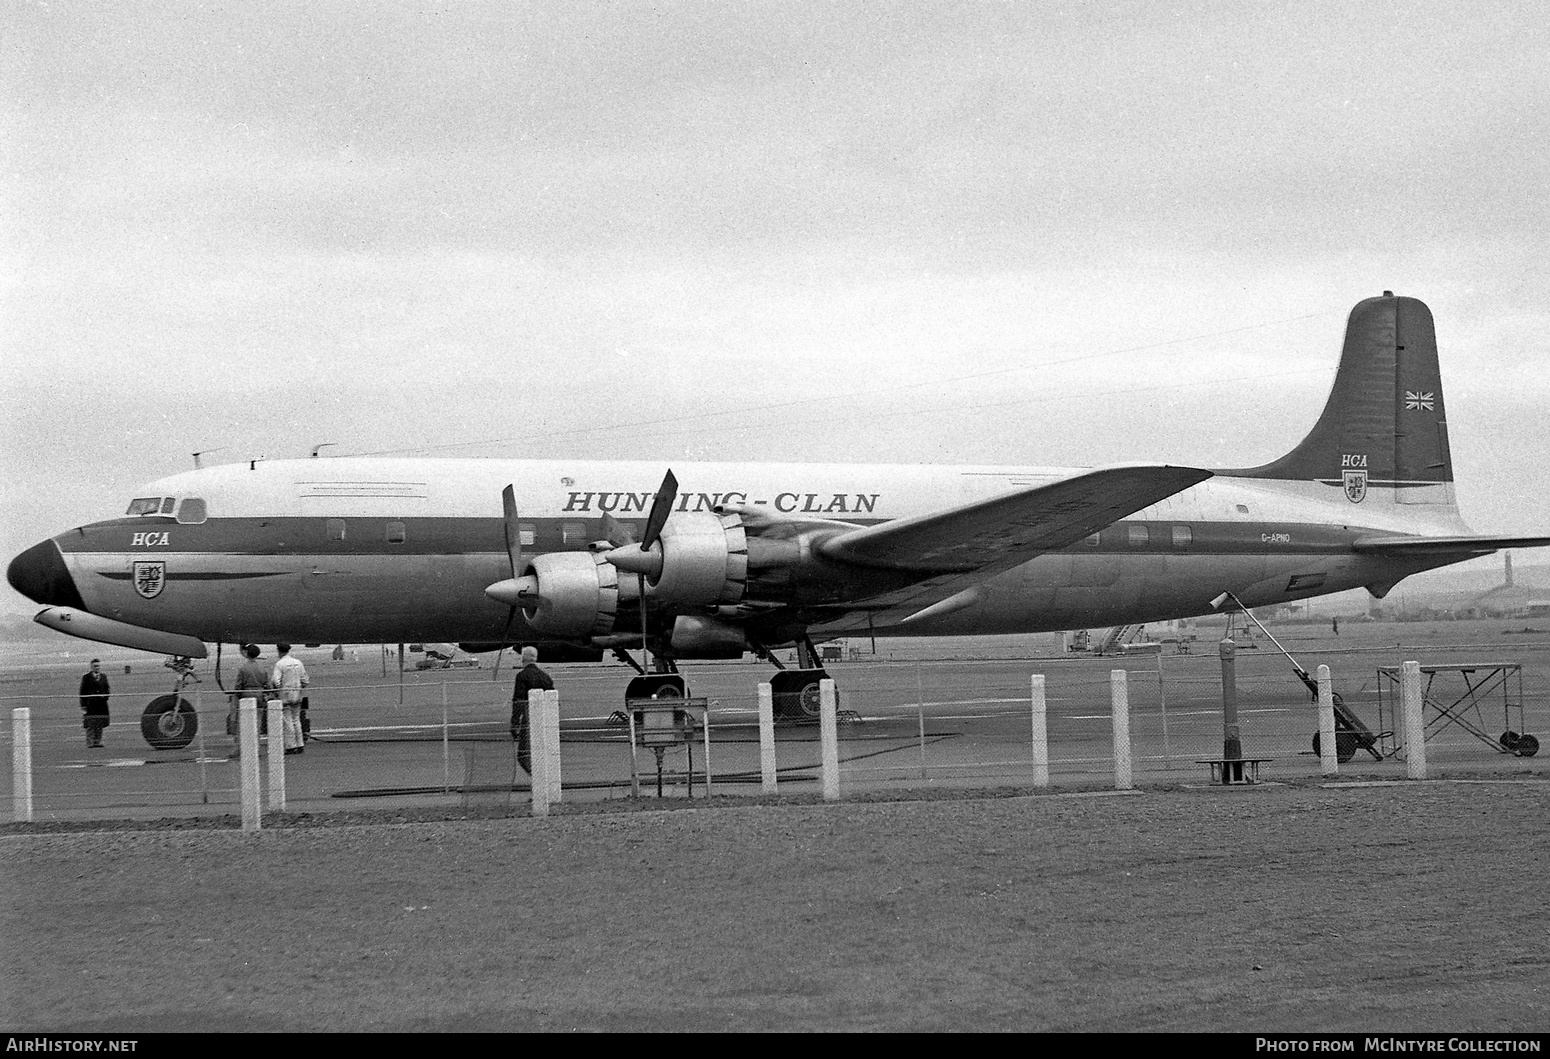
[1219,292,1455,506]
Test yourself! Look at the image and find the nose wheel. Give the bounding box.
[141,695,198,750]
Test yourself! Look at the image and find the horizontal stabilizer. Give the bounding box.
[1352,534,1550,557]
[817,464,1214,574]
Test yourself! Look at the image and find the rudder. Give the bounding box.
[1219,292,1454,506]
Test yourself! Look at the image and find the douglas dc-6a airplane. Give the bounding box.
[9,292,1550,749]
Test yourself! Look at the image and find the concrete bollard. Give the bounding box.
[12,707,33,823]
[543,688,562,805]
[266,699,286,811]
[1401,660,1427,780]
[529,688,550,818]
[757,682,777,794]
[1316,664,1339,776]
[1030,674,1049,788]
[238,698,261,831]
[819,678,840,801]
[1111,669,1133,791]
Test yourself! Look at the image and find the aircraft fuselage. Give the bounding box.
[18,456,1467,650]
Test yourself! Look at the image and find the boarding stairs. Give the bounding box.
[1096,624,1142,655]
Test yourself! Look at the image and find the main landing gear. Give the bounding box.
[607,636,841,723]
[761,635,835,721]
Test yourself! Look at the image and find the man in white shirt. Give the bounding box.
[271,643,310,755]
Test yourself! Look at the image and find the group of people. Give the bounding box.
[82,641,551,768]
[228,643,311,755]
[81,646,312,753]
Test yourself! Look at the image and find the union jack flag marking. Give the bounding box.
[1405,391,1435,411]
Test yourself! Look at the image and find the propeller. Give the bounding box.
[485,484,535,680]
[601,469,676,673]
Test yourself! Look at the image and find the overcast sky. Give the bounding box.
[4,0,1548,612]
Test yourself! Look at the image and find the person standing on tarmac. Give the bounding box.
[509,646,554,774]
[79,659,110,748]
[228,644,271,756]
[271,643,310,755]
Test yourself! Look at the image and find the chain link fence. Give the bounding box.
[5,632,1548,823]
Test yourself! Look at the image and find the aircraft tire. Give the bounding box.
[141,695,199,750]
[1311,730,1356,764]
[1513,734,1538,758]
[771,669,828,719]
[1500,730,1521,752]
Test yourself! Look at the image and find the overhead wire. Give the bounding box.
[345,307,1336,457]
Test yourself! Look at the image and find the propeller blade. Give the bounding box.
[600,512,636,547]
[495,485,523,681]
[501,484,522,576]
[640,468,677,550]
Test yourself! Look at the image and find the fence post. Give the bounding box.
[757,682,777,794]
[266,699,286,812]
[819,678,840,801]
[529,688,550,817]
[544,688,562,805]
[1401,660,1427,780]
[1111,669,1133,791]
[1316,664,1338,776]
[1219,637,1243,783]
[700,699,713,798]
[239,698,261,831]
[1030,674,1049,788]
[195,688,210,804]
[12,707,33,823]
[916,664,927,778]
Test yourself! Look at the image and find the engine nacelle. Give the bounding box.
[611,511,748,607]
[668,615,748,659]
[519,551,619,638]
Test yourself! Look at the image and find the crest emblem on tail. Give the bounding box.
[1343,470,1368,503]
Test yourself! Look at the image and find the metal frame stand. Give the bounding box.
[1376,663,1535,758]
[626,697,714,797]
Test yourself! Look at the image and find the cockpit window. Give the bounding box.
[126,497,163,516]
[160,497,176,514]
[175,498,208,525]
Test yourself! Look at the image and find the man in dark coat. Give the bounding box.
[509,646,554,774]
[79,659,110,748]
[228,644,271,754]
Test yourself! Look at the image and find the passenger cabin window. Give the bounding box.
[1127,524,1149,548]
[386,521,406,544]
[1171,525,1193,549]
[126,497,163,516]
[326,518,346,541]
[1083,532,1101,547]
[561,522,587,546]
[519,523,536,547]
[175,498,207,525]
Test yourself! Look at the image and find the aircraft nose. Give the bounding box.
[7,538,86,609]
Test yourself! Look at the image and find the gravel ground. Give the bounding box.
[3,777,1547,1032]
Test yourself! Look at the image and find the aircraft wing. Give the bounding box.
[817,464,1214,574]
[1352,534,1550,556]
[802,463,1211,626]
